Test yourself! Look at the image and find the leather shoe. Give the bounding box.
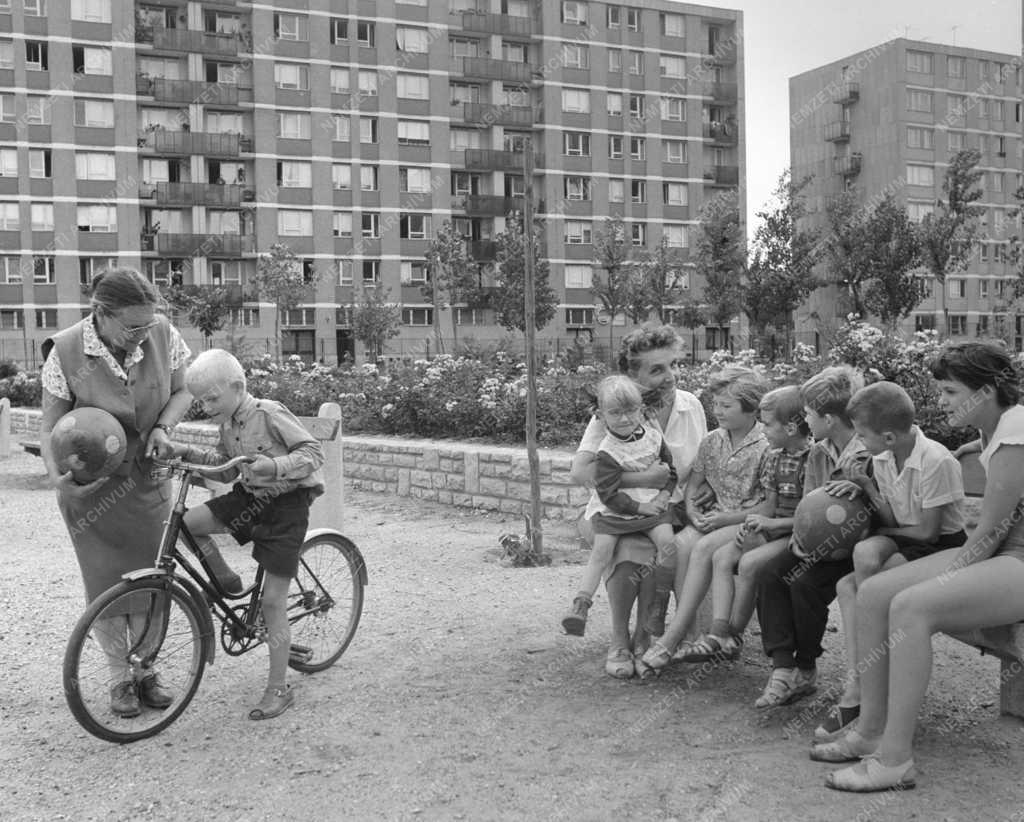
[138,672,173,709]
[110,680,141,718]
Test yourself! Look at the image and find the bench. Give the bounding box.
[946,452,1024,720]
[21,440,41,457]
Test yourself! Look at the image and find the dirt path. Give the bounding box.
[1,450,1022,821]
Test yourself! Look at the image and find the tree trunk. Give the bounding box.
[274,309,281,360]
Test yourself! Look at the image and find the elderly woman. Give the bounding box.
[811,341,1024,791]
[567,326,708,678]
[40,269,237,718]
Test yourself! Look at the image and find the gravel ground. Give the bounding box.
[1,449,1023,822]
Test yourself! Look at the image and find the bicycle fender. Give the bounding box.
[120,570,217,665]
[304,528,369,586]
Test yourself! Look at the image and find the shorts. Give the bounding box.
[205,483,313,578]
[894,529,967,562]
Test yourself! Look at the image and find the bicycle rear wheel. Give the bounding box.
[287,534,365,673]
[63,578,211,744]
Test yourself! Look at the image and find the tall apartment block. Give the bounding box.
[790,38,1023,345]
[0,0,744,366]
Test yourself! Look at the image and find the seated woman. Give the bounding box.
[567,326,707,678]
[810,341,1024,791]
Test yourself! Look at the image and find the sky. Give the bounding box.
[673,0,1023,235]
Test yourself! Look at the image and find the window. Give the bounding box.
[561,1,588,24]
[628,51,643,75]
[607,92,623,116]
[71,0,111,22]
[663,182,688,206]
[906,127,933,149]
[608,136,623,159]
[24,0,44,15]
[399,166,432,193]
[0,149,15,177]
[400,214,431,240]
[563,132,591,156]
[979,279,990,299]
[502,41,527,63]
[0,257,22,284]
[359,118,378,144]
[659,55,685,77]
[629,137,646,160]
[949,315,967,336]
[397,120,431,146]
[561,43,589,70]
[25,41,47,71]
[332,115,350,141]
[330,18,349,43]
[358,70,378,97]
[75,152,116,180]
[274,63,309,90]
[947,278,966,299]
[32,255,55,282]
[278,210,313,236]
[277,161,312,188]
[77,205,116,232]
[564,265,592,289]
[330,68,351,94]
[609,178,624,202]
[992,172,1004,193]
[906,50,933,74]
[626,8,640,31]
[333,213,353,237]
[0,310,23,329]
[360,212,381,238]
[947,56,964,78]
[564,176,591,201]
[396,26,428,53]
[209,260,241,286]
[450,128,481,150]
[565,220,593,244]
[332,164,352,190]
[976,315,990,336]
[664,140,687,163]
[630,223,646,246]
[948,131,966,152]
[630,180,646,203]
[906,164,934,187]
[400,260,428,284]
[0,203,19,230]
[31,204,53,231]
[906,201,934,222]
[274,13,309,41]
[607,6,620,28]
[628,94,644,119]
[565,307,594,326]
[357,21,376,47]
[0,95,13,123]
[664,224,687,248]
[450,37,478,58]
[397,73,430,100]
[661,12,684,37]
[360,165,379,191]
[336,260,352,286]
[450,83,480,104]
[283,308,315,327]
[27,148,50,179]
[0,40,13,70]
[228,307,259,327]
[402,307,433,326]
[947,94,966,120]
[608,50,622,73]
[73,99,114,128]
[907,90,933,113]
[561,88,591,113]
[661,97,685,121]
[991,100,1004,122]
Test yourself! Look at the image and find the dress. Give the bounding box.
[41,314,190,602]
[977,405,1024,562]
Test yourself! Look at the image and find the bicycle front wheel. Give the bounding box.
[288,534,365,673]
[63,578,211,744]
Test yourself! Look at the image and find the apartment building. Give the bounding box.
[790,38,1023,345]
[0,0,744,366]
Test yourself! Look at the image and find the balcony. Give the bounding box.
[456,195,525,216]
[467,240,498,260]
[705,81,737,102]
[703,121,738,145]
[142,233,255,257]
[463,148,544,172]
[458,57,536,84]
[832,82,860,104]
[136,76,239,106]
[462,102,535,127]
[460,11,532,37]
[139,130,252,156]
[705,42,737,65]
[833,153,862,177]
[823,120,851,142]
[139,27,239,57]
[702,165,739,187]
[139,182,251,206]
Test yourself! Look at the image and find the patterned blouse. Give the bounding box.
[692,423,770,512]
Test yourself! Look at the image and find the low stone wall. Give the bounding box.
[8,409,588,522]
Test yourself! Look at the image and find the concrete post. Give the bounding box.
[0,397,10,459]
[308,402,343,531]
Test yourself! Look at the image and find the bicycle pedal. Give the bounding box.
[289,644,313,664]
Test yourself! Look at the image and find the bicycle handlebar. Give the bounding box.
[152,455,255,476]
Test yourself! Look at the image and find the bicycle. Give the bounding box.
[62,455,367,743]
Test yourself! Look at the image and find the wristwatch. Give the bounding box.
[153,422,173,435]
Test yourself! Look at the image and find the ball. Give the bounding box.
[50,407,127,483]
[791,486,874,562]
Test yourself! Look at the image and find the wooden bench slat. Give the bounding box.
[947,624,1024,663]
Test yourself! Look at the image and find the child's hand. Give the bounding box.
[693,484,716,511]
[735,525,766,551]
[698,511,728,532]
[825,480,861,500]
[845,461,873,489]
[744,514,770,533]
[246,455,277,481]
[636,501,661,516]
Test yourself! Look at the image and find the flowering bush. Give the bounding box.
[0,370,42,407]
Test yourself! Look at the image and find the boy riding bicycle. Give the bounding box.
[158,349,324,720]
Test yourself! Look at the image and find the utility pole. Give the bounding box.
[521,136,543,555]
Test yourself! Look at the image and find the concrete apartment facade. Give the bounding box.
[0,0,744,367]
[790,38,1023,346]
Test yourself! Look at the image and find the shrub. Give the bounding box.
[0,371,42,407]
[0,359,20,380]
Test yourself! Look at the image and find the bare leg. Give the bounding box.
[183,506,242,591]
[606,560,640,652]
[710,542,742,629]
[835,573,860,705]
[576,532,619,599]
[731,537,790,635]
[261,572,291,691]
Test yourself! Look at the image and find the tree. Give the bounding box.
[252,243,321,359]
[163,284,236,349]
[628,236,690,325]
[859,194,925,330]
[590,216,634,364]
[821,189,872,317]
[491,213,557,333]
[424,220,476,355]
[351,286,401,364]
[694,190,746,344]
[743,171,821,356]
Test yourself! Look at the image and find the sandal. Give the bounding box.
[605,648,635,679]
[813,704,861,744]
[678,633,742,663]
[248,684,295,721]
[825,755,917,793]
[809,730,878,763]
[640,641,673,670]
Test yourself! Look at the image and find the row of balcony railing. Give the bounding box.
[138,182,255,206]
[137,130,253,156]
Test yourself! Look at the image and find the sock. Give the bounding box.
[574,591,593,606]
[772,650,796,669]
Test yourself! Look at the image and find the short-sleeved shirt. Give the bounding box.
[760,444,811,518]
[577,388,707,502]
[803,433,871,495]
[692,423,769,512]
[979,405,1024,492]
[871,427,965,535]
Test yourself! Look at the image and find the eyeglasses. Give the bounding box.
[111,314,160,336]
